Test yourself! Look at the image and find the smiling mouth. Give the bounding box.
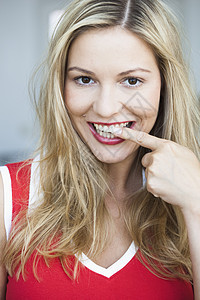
[90,121,134,138]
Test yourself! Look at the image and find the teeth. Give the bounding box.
[93,122,131,139]
[107,133,111,138]
[109,125,114,132]
[94,122,129,132]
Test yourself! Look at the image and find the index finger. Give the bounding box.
[111,127,164,151]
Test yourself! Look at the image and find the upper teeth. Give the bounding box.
[94,122,129,133]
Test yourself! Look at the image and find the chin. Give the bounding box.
[91,148,135,164]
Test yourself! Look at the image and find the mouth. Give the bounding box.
[88,121,136,145]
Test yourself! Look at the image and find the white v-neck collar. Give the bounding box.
[78,242,137,278]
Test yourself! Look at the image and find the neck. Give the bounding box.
[106,152,143,200]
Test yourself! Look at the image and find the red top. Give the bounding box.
[5,162,193,300]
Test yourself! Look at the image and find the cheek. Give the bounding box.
[127,84,161,119]
[64,86,92,116]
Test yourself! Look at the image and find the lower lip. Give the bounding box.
[88,122,136,145]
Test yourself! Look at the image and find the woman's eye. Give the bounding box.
[122,77,142,87]
[74,76,94,85]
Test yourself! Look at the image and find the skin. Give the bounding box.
[65,26,161,194]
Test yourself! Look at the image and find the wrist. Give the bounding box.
[181,194,200,220]
[181,206,200,229]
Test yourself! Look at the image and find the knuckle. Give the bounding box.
[137,131,146,143]
[151,155,160,166]
[146,177,154,191]
[146,174,158,195]
[161,140,174,151]
[146,182,155,195]
[125,130,132,139]
[142,153,152,167]
[148,165,157,176]
[141,155,147,166]
[141,156,146,166]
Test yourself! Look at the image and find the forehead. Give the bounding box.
[67,26,158,71]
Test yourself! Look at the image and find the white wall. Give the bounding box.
[0,0,199,165]
[0,0,38,164]
[0,0,69,165]
[181,0,200,94]
[165,0,200,94]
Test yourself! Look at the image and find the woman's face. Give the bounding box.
[65,27,161,163]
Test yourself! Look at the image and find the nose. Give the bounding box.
[92,85,123,118]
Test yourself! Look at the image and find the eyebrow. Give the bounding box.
[67,67,95,75]
[118,68,151,76]
[67,66,151,76]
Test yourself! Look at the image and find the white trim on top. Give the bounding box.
[78,242,137,278]
[0,166,12,240]
[28,156,41,214]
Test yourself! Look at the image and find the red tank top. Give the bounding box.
[5,162,194,300]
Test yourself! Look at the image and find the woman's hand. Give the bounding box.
[112,127,200,298]
[112,127,200,215]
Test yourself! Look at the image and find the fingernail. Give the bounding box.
[111,127,122,136]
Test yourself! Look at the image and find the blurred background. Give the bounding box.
[0,0,200,166]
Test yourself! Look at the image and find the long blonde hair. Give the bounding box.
[3,0,200,282]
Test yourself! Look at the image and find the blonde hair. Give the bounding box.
[3,0,200,282]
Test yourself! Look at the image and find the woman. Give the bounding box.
[0,0,200,299]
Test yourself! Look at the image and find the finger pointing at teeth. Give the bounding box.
[111,125,200,214]
[111,127,166,151]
